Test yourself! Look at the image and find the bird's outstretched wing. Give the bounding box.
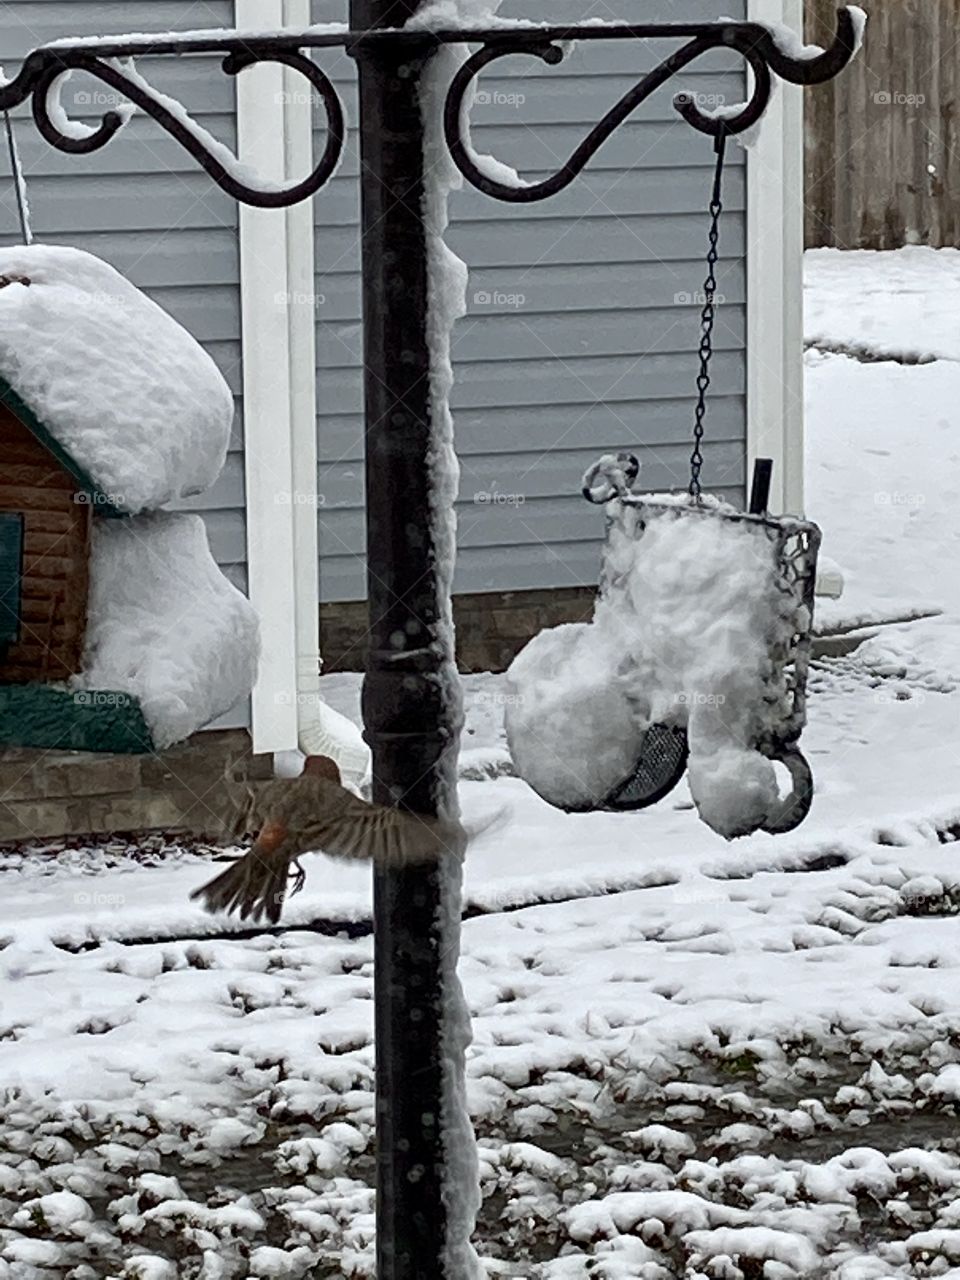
[305,789,464,866]
[191,777,463,923]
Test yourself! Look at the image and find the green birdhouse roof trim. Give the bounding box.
[0,375,130,518]
[0,683,155,753]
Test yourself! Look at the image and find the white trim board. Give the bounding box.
[283,0,325,724]
[746,0,806,516]
[235,0,299,753]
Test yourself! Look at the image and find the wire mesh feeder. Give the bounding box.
[582,452,821,834]
[572,121,821,836]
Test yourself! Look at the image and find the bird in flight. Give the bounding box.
[191,755,463,925]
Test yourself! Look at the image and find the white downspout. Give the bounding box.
[283,0,371,786]
[237,0,299,756]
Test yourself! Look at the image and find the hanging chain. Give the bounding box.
[689,125,727,503]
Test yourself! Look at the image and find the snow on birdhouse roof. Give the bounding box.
[0,244,234,515]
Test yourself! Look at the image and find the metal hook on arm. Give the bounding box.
[8,44,346,209]
[753,4,863,86]
[444,30,774,202]
[444,6,863,197]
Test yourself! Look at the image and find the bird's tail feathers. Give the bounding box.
[191,850,289,925]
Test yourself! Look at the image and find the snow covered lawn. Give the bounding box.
[805,245,960,365]
[3,249,960,1277]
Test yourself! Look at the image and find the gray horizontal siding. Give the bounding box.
[1,175,242,234]
[319,304,746,369]
[312,213,746,270]
[320,125,739,181]
[318,443,745,533]
[309,167,747,230]
[10,116,237,179]
[0,227,241,289]
[0,0,249,726]
[310,256,746,331]
[313,0,749,601]
[313,350,746,430]
[316,393,746,461]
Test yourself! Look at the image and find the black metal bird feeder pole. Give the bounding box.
[0,8,861,1277]
[348,4,457,1277]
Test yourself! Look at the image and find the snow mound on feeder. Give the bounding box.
[504,622,647,812]
[76,513,260,750]
[606,501,792,837]
[0,244,233,514]
[506,497,797,838]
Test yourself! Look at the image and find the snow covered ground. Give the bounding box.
[805,246,960,365]
[3,249,960,1277]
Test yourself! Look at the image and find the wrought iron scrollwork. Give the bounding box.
[444,6,861,203]
[0,7,860,209]
[0,42,346,208]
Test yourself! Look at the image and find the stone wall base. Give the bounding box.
[321,585,598,673]
[0,729,271,846]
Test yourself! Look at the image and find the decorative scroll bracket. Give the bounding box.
[443,10,861,203]
[0,7,862,208]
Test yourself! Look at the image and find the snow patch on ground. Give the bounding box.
[805,246,960,364]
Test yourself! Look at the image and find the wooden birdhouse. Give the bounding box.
[0,381,97,685]
[0,373,152,752]
[0,245,258,756]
